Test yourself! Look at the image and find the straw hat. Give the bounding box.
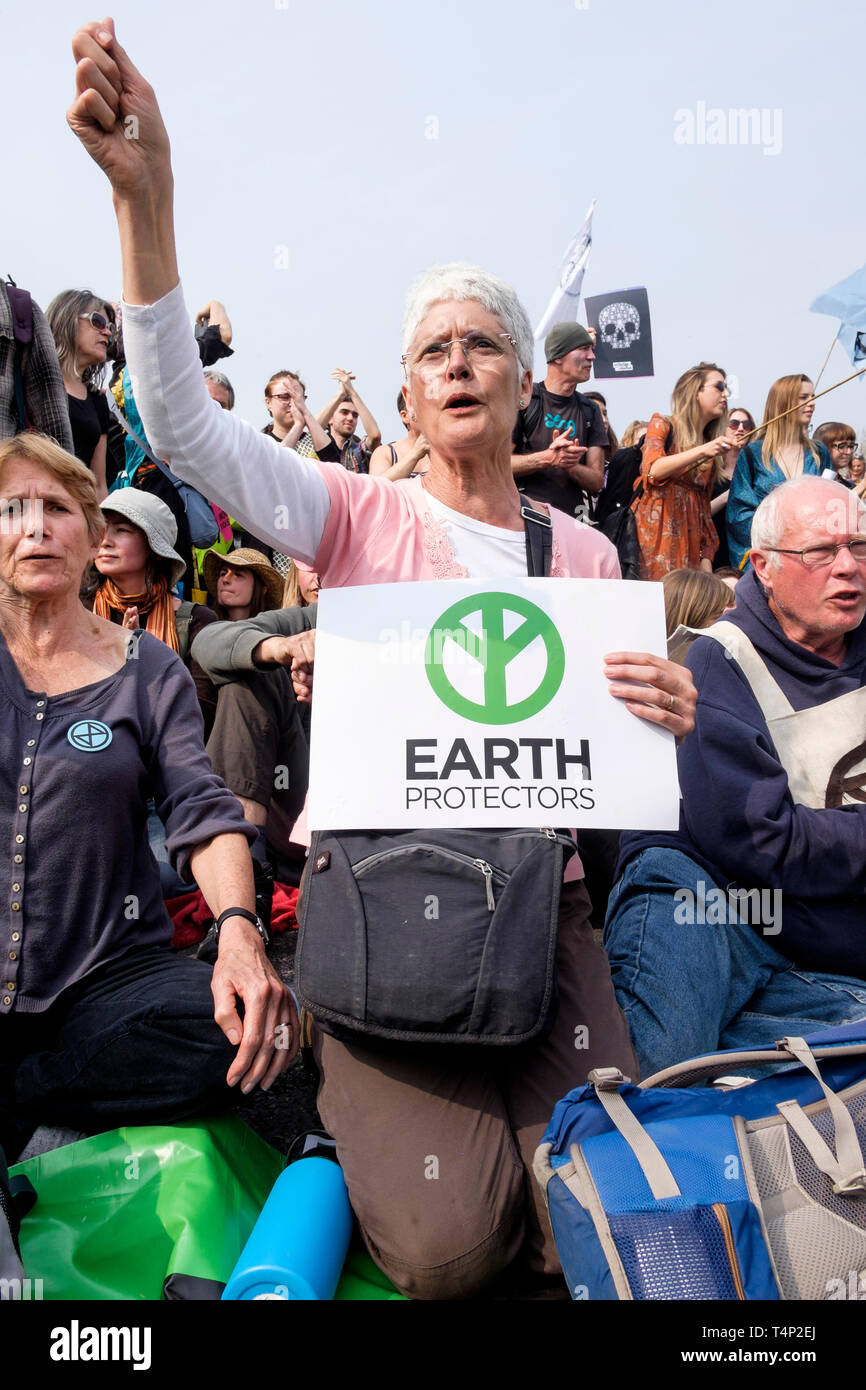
[101,488,186,587]
[202,547,284,608]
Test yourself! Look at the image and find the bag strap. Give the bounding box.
[521,500,553,577]
[174,601,193,661]
[776,1036,866,1195]
[6,283,33,433]
[106,390,187,496]
[641,1039,866,1089]
[588,1068,682,1200]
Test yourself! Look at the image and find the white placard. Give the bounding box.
[308,579,680,830]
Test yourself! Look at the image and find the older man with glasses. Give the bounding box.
[605,474,866,1077]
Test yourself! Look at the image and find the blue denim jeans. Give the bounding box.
[603,847,866,1078]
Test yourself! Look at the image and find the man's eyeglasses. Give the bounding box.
[403,331,516,374]
[268,392,299,403]
[764,538,866,569]
[79,311,113,333]
[830,441,857,452]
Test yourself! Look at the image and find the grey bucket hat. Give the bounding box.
[101,488,187,587]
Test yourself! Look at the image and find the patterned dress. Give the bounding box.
[633,413,718,581]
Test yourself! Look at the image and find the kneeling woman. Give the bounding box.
[0,434,295,1162]
[70,20,698,1301]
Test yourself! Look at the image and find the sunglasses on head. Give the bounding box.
[79,311,113,333]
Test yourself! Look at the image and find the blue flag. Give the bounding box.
[811,265,866,368]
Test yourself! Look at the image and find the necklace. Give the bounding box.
[775,444,804,480]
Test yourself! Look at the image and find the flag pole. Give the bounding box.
[812,333,837,391]
[739,364,866,445]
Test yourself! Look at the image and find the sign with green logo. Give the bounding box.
[308,579,679,831]
[424,591,565,724]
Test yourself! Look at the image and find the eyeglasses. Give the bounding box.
[764,538,866,568]
[830,441,857,452]
[728,418,750,431]
[79,311,112,333]
[707,381,729,394]
[402,331,516,374]
[268,392,298,403]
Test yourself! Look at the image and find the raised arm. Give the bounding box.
[67,19,330,564]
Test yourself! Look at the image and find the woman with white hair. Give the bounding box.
[68,20,697,1300]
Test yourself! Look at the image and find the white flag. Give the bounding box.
[534,199,597,342]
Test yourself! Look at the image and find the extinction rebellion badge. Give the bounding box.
[67,720,113,752]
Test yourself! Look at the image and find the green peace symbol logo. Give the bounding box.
[424,591,565,724]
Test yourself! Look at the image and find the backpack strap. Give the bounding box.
[515,382,545,452]
[5,283,33,433]
[520,499,553,576]
[776,1037,866,1195]
[174,601,194,661]
[588,1068,682,1200]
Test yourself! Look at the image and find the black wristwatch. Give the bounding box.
[213,906,270,947]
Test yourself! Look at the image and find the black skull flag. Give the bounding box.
[584,287,653,379]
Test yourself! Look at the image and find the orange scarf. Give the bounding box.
[93,576,180,653]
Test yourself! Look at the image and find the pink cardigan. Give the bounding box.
[311,468,621,584]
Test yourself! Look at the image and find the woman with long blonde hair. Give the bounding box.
[632,362,735,580]
[726,374,831,571]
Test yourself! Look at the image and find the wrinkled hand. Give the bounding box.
[254,630,316,703]
[68,18,172,198]
[547,428,587,470]
[603,652,697,738]
[211,922,299,1092]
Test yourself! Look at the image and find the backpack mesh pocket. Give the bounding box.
[608,1207,740,1300]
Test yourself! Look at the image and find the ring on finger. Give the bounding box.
[667,692,675,711]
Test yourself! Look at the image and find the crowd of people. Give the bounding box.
[0,18,864,1302]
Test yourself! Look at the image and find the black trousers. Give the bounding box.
[0,947,235,1161]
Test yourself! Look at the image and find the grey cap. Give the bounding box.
[544,321,593,362]
[101,488,186,586]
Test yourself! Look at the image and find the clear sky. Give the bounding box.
[5,0,864,442]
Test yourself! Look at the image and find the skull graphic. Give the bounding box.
[598,302,640,351]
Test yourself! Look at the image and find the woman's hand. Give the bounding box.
[603,651,697,737]
[68,19,172,200]
[702,435,737,460]
[211,921,299,1092]
[410,433,430,467]
[121,605,140,630]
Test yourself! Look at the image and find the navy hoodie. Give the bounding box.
[618,570,866,976]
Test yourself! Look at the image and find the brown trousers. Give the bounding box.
[312,879,637,1300]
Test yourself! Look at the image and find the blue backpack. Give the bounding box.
[534,1025,866,1301]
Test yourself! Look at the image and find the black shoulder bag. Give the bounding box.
[295,502,575,1045]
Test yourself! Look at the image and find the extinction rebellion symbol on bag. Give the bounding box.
[424,592,565,725]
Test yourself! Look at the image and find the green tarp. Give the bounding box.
[12,1116,404,1301]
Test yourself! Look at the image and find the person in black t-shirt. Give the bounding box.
[511,321,607,518]
[46,288,114,499]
